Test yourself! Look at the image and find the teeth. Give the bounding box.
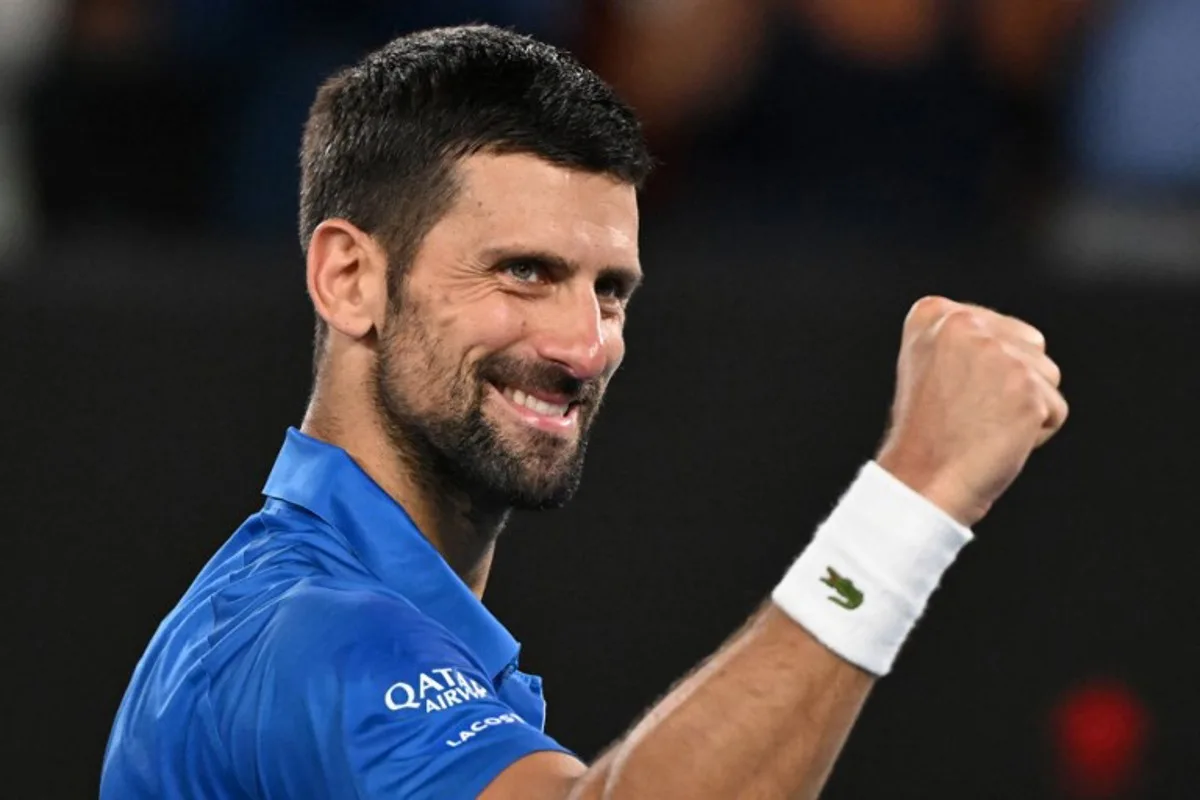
[503,386,569,417]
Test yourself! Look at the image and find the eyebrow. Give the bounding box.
[481,247,644,292]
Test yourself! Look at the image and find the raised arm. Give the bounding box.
[482,296,1068,799]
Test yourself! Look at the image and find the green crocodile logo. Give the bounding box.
[821,567,863,610]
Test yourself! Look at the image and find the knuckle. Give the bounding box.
[936,308,981,339]
[972,332,1005,359]
[1005,316,1046,348]
[1044,357,1062,386]
[1007,365,1042,403]
[907,295,954,328]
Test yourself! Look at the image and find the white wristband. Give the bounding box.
[771,461,973,676]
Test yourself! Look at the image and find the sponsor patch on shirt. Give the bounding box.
[384,668,492,713]
[445,713,526,748]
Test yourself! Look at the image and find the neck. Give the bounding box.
[301,388,507,598]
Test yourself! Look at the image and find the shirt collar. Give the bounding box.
[261,427,520,681]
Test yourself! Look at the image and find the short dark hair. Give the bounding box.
[299,24,652,358]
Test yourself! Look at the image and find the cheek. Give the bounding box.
[447,296,533,354]
[383,303,461,394]
[409,296,529,393]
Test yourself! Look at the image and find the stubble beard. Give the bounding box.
[370,307,600,514]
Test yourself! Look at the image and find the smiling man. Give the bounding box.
[101,24,1067,800]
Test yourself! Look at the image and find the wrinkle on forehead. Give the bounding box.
[447,152,640,265]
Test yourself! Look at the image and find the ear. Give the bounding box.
[306,219,390,340]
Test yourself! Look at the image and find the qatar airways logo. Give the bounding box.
[384,667,491,713]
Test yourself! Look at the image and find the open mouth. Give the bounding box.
[487,381,581,431]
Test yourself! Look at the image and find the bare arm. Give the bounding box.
[573,604,872,799]
[481,296,1067,800]
[484,605,869,799]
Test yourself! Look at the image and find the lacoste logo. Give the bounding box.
[821,567,863,610]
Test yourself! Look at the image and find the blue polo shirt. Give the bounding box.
[101,429,571,799]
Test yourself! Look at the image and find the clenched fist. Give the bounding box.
[876,296,1068,527]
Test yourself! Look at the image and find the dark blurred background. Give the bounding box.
[3,1,1198,798]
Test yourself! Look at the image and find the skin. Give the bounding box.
[303,152,641,591]
[303,152,1067,798]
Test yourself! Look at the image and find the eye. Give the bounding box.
[595,274,635,302]
[504,260,544,284]
[595,278,621,300]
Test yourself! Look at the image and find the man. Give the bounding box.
[101,24,1067,799]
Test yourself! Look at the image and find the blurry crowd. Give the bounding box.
[2,0,1200,260]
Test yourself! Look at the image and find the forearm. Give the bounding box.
[557,464,972,799]
[506,297,1064,799]
[571,604,873,800]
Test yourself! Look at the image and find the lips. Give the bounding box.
[477,355,599,433]
[486,381,582,436]
[501,386,571,418]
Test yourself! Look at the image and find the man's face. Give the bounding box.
[373,153,641,510]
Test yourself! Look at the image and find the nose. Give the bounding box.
[531,287,613,381]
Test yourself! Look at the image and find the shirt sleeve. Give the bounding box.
[234,585,573,800]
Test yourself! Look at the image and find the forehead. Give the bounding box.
[431,152,640,267]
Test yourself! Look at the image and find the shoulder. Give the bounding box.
[241,581,565,799]
[262,578,473,677]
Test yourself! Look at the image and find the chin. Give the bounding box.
[506,483,578,511]
[495,454,584,511]
[461,409,588,510]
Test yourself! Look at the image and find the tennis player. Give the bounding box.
[101,25,1067,799]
